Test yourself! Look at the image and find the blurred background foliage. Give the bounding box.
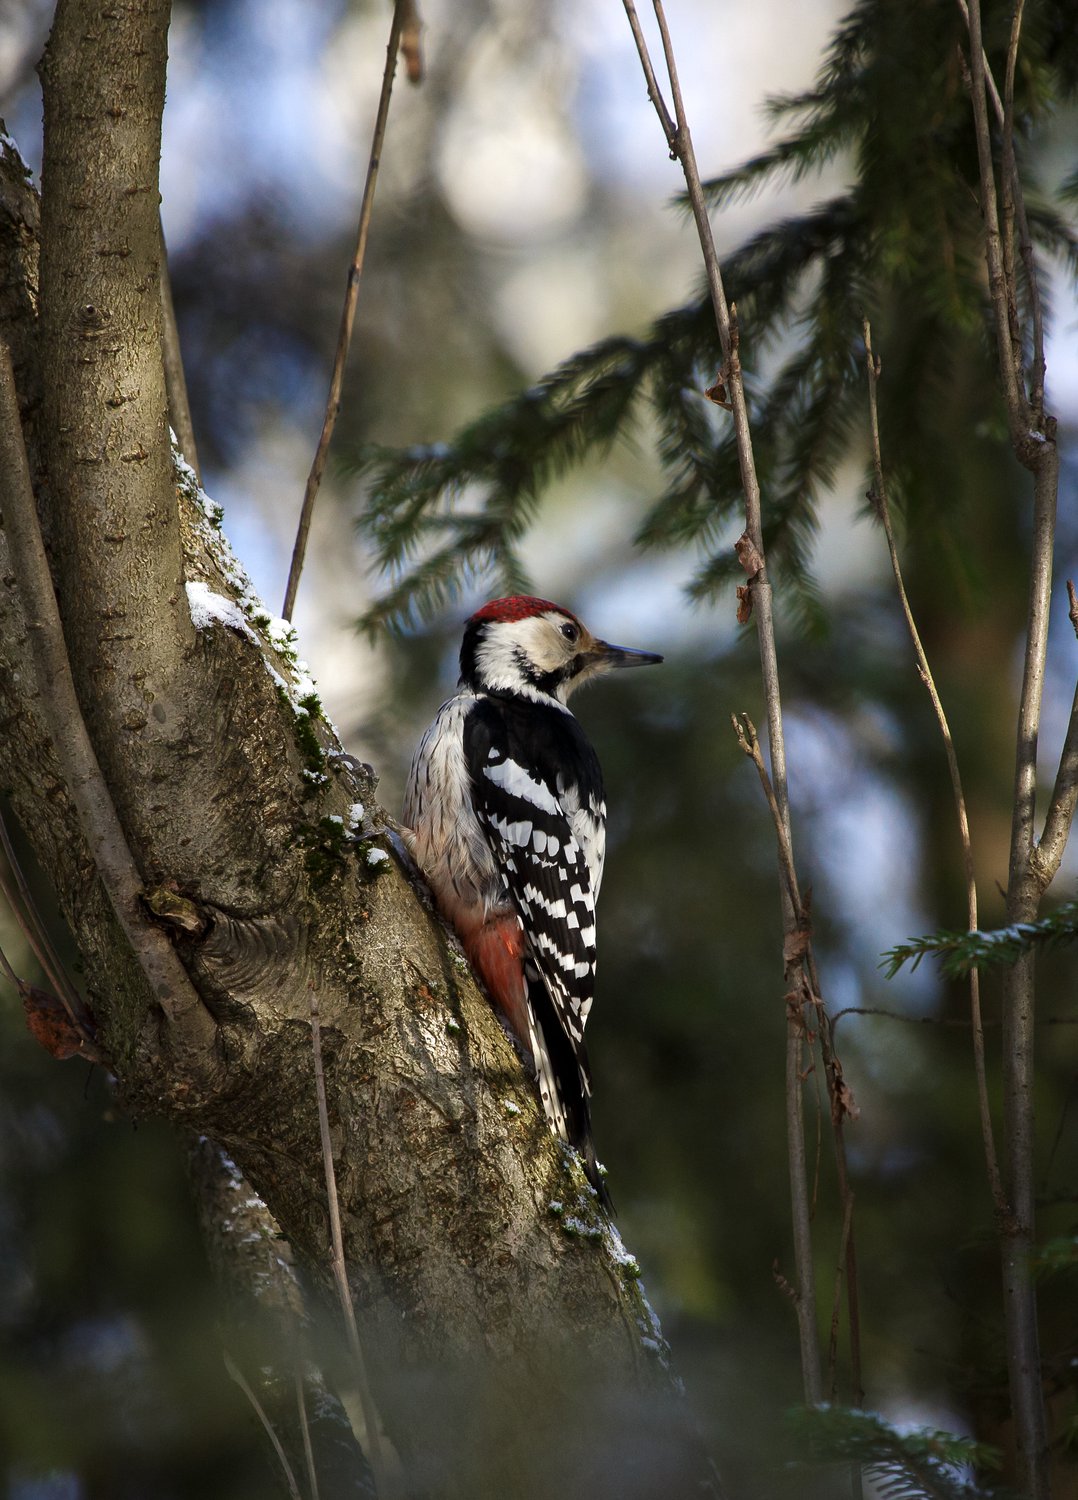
[2,0,1078,1494]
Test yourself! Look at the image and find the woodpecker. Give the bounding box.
[403,595,662,1205]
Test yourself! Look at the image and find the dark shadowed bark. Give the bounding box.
[0,4,704,1494]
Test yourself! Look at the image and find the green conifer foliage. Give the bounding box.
[354,0,1078,634]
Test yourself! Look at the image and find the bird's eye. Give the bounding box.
[560,621,579,643]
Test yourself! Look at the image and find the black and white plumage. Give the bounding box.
[403,595,662,1205]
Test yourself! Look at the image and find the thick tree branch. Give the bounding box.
[37,0,211,873]
[0,341,216,1063]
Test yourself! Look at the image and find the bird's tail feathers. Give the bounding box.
[524,961,613,1213]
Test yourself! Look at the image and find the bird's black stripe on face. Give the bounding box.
[510,646,589,698]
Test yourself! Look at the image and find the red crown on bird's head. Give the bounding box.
[468,595,574,625]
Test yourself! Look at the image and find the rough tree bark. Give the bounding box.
[0,4,700,1494]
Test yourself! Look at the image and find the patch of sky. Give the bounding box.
[162,0,353,247]
[784,706,937,1013]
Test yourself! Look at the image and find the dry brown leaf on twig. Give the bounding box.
[21,983,103,1063]
[734,530,763,582]
[705,372,730,409]
[833,1077,860,1123]
[401,0,423,84]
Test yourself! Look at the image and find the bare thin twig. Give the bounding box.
[0,343,216,1057]
[0,807,88,1034]
[833,1007,996,1031]
[620,2,677,141]
[159,213,201,482]
[283,1,407,621]
[0,870,98,1056]
[731,714,800,911]
[1035,588,1078,885]
[998,6,1023,401]
[998,293,1057,1500]
[0,938,20,989]
[953,0,1045,417]
[223,1350,304,1500]
[309,988,395,1496]
[961,0,1029,443]
[1034,679,1078,891]
[827,1192,855,1400]
[294,1364,320,1500]
[863,320,1005,1216]
[623,0,822,1400]
[733,715,863,1413]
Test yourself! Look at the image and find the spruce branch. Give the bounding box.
[353,333,653,630]
[356,0,1074,637]
[1032,1235,1078,1275]
[882,899,1078,980]
[789,1405,1002,1500]
[354,193,877,633]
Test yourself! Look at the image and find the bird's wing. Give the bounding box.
[463,696,605,1046]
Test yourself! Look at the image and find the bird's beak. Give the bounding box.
[592,640,664,669]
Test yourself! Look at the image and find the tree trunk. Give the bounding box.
[0,4,704,1494]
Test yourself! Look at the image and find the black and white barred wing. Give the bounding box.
[463,699,606,1045]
